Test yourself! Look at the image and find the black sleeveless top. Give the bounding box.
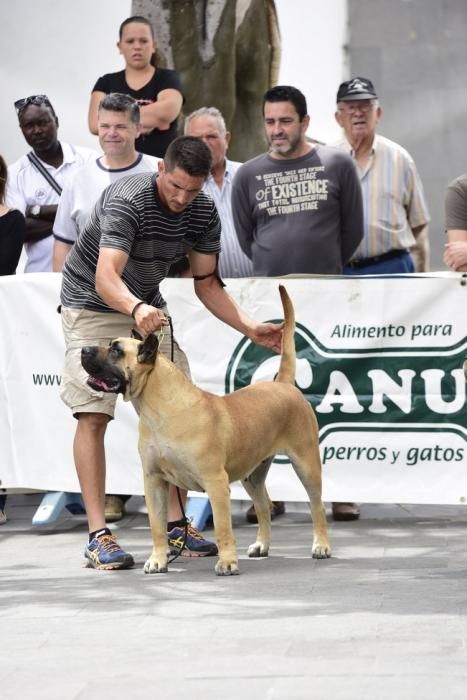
[92,68,183,158]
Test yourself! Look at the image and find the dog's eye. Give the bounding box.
[109,345,123,358]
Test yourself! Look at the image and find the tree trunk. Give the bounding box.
[132,0,281,161]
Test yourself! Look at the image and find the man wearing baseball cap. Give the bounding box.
[335,77,430,274]
[332,77,430,521]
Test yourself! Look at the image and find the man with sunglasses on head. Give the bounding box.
[6,95,97,272]
[334,77,430,275]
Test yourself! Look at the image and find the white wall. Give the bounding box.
[0,0,132,164]
[276,0,347,144]
[0,1,347,165]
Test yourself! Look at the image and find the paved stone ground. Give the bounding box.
[1,493,467,699]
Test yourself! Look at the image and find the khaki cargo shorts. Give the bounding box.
[60,307,191,418]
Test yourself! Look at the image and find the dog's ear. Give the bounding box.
[131,329,143,341]
[137,333,159,365]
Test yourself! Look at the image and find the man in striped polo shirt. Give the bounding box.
[59,135,283,571]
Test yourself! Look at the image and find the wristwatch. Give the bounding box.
[30,204,41,217]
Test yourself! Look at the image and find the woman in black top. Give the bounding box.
[88,15,183,158]
[0,154,24,276]
[0,152,24,524]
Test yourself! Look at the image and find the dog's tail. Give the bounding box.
[275,284,296,384]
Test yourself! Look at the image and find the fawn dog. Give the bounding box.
[81,285,331,575]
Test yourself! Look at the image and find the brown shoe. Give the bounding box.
[332,502,360,521]
[104,495,125,523]
[246,501,286,524]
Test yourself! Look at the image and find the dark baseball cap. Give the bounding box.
[336,77,378,102]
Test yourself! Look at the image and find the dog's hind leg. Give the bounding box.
[242,457,273,558]
[289,449,331,559]
[142,466,170,574]
[204,473,240,576]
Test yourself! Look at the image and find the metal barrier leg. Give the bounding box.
[32,491,85,526]
[185,496,212,531]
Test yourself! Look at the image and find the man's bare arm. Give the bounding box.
[95,248,168,335]
[444,229,467,272]
[190,250,283,352]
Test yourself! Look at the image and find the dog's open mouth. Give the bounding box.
[87,376,122,393]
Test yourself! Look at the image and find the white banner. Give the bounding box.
[0,273,465,504]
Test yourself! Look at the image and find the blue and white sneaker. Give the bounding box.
[84,532,134,570]
[168,519,218,557]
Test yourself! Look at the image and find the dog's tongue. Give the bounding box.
[87,376,118,391]
[92,378,111,390]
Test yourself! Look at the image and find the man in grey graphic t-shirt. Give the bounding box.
[232,85,363,275]
[232,85,363,521]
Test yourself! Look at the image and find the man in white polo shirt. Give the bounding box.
[53,92,160,525]
[53,95,219,555]
[7,95,97,272]
[53,92,159,270]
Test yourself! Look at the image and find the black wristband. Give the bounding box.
[131,301,145,319]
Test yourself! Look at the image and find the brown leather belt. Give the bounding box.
[347,249,410,269]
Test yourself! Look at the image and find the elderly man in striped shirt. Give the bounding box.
[184,107,254,278]
[184,106,288,524]
[335,77,430,274]
[333,77,430,521]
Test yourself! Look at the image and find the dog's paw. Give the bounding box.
[247,541,269,558]
[144,556,168,574]
[312,542,332,559]
[215,560,240,576]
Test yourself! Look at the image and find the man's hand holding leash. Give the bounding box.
[131,302,169,336]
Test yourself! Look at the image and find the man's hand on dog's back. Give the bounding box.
[249,321,284,354]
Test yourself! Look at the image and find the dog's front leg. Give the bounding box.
[205,475,239,576]
[143,468,169,574]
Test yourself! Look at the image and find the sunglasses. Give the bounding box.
[14,94,52,115]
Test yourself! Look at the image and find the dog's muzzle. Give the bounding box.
[81,346,126,394]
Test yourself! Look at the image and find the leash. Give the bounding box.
[164,314,190,564]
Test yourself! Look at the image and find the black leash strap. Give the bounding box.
[167,315,175,362]
[27,152,63,195]
[165,314,189,563]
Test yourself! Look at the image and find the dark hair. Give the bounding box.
[263,85,308,121]
[164,136,212,178]
[119,15,154,39]
[98,93,140,125]
[118,15,159,67]
[0,154,7,204]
